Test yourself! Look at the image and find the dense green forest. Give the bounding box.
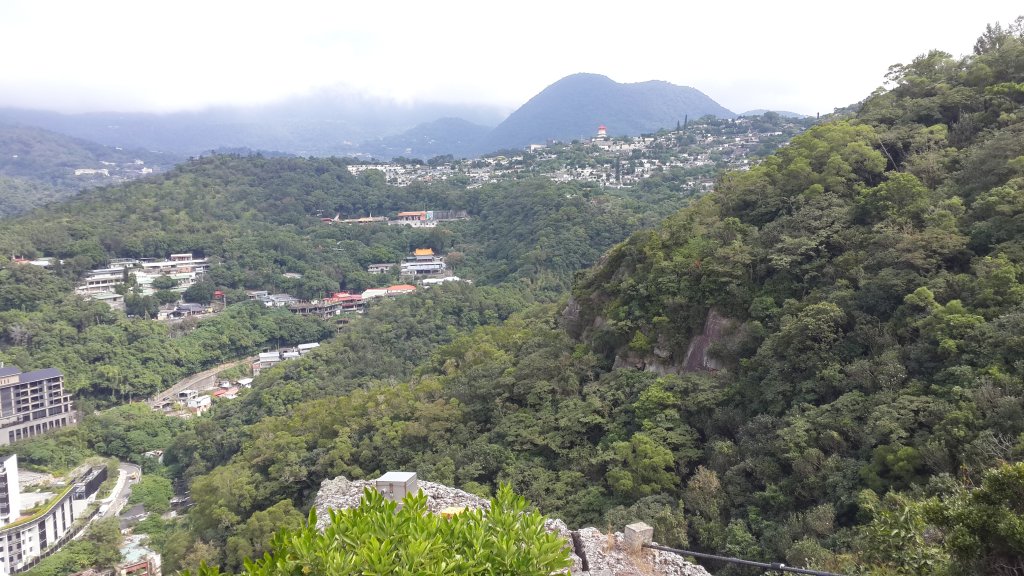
[0,175,68,218]
[138,18,1024,576]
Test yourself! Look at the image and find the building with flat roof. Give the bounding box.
[0,459,102,575]
[118,534,161,576]
[0,366,74,446]
[0,455,20,527]
[75,253,210,299]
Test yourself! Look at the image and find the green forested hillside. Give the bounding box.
[0,175,68,218]
[561,21,1024,572]
[0,145,701,572]
[7,20,1024,576]
[0,154,681,291]
[0,124,176,217]
[0,150,693,407]
[158,19,1024,576]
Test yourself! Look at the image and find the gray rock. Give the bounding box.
[576,527,713,575]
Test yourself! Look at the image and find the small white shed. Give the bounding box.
[375,471,418,501]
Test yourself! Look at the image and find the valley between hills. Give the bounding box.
[0,18,1024,576]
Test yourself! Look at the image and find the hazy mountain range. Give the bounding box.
[0,90,506,157]
[0,74,791,160]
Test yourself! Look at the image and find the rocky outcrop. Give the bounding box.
[315,476,712,576]
[576,527,713,576]
[613,349,679,376]
[561,296,582,332]
[611,309,736,376]
[680,309,732,372]
[314,476,490,529]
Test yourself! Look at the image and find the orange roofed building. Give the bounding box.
[391,211,437,228]
[396,211,428,222]
[401,248,446,276]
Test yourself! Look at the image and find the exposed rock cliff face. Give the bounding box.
[605,309,735,376]
[315,476,712,576]
[680,310,732,372]
[613,344,679,375]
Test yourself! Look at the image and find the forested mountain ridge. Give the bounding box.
[0,154,688,291]
[0,124,176,217]
[563,18,1024,573]
[150,19,1024,576]
[0,74,736,160]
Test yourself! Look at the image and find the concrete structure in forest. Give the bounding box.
[375,472,418,502]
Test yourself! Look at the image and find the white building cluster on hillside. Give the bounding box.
[75,252,210,305]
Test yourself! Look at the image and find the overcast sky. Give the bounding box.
[1,1,1021,116]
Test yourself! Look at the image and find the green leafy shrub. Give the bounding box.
[190,484,572,575]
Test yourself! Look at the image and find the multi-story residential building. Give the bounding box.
[0,366,74,446]
[0,459,103,575]
[0,455,20,527]
[75,267,128,295]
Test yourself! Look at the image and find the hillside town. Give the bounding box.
[32,245,465,327]
[345,114,811,193]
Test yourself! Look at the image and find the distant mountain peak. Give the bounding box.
[480,73,734,151]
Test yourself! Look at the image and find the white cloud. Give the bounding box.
[0,0,1020,114]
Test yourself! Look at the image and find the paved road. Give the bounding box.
[74,461,142,541]
[147,356,253,409]
[102,462,141,519]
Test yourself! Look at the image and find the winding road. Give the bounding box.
[103,462,142,518]
[146,356,254,410]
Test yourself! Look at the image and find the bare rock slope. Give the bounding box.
[315,476,712,576]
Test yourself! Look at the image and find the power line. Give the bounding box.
[641,543,848,576]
